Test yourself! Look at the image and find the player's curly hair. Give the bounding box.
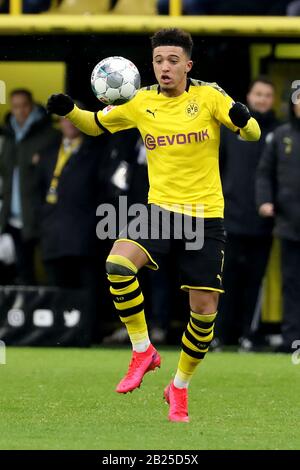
[151,28,193,58]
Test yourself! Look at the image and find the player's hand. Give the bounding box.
[259,203,275,218]
[229,102,251,128]
[47,94,74,116]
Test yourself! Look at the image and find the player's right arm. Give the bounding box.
[228,102,261,142]
[208,87,260,141]
[47,93,137,136]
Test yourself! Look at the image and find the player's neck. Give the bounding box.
[160,78,188,98]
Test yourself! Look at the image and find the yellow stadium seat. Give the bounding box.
[111,0,156,15]
[47,0,110,15]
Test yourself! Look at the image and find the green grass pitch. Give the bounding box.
[0,347,299,450]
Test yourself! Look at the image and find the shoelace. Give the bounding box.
[173,388,188,415]
[124,353,148,379]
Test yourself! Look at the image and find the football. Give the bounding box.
[91,56,141,105]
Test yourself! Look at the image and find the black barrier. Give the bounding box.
[0,450,298,464]
[0,286,91,346]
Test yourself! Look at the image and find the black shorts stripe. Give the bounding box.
[109,278,135,289]
[184,329,211,351]
[94,112,110,133]
[181,342,206,359]
[112,286,142,303]
[118,302,144,318]
[190,316,215,331]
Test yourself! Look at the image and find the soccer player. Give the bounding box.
[47,28,260,422]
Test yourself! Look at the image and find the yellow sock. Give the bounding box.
[174,311,217,388]
[107,254,150,352]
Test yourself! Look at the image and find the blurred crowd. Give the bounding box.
[2,0,300,16]
[0,78,299,352]
[158,0,300,16]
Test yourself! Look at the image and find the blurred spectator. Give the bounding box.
[286,0,300,15]
[256,95,300,353]
[215,77,279,351]
[37,116,109,341]
[0,126,15,282]
[0,0,51,13]
[0,89,60,284]
[157,0,210,15]
[215,1,291,15]
[157,0,291,15]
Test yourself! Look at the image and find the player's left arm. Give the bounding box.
[212,88,261,142]
[47,94,103,136]
[67,106,104,136]
[47,93,138,136]
[67,102,137,136]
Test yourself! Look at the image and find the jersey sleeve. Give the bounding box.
[66,106,103,136]
[209,85,260,141]
[95,96,138,134]
[209,85,238,132]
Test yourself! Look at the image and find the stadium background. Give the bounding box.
[0,0,292,340]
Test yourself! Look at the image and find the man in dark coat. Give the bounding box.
[256,95,300,352]
[215,77,279,349]
[0,89,60,284]
[37,117,109,342]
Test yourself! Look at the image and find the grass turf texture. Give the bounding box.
[0,347,299,450]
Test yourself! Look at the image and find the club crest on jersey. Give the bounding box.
[103,105,116,115]
[185,100,199,118]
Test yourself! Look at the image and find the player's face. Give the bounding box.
[10,93,33,125]
[247,82,275,114]
[152,46,193,97]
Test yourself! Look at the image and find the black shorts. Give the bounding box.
[117,204,226,292]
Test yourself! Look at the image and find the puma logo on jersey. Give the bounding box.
[146,109,157,118]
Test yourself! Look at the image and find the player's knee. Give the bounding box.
[191,306,216,315]
[106,254,137,277]
[190,294,218,314]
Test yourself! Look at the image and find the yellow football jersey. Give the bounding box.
[67,79,260,217]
